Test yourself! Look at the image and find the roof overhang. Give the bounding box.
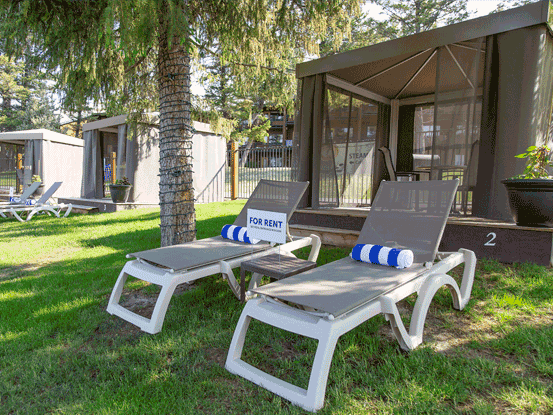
[83,113,218,135]
[297,0,552,79]
[0,129,84,147]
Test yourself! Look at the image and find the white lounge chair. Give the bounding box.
[0,181,42,206]
[0,182,72,222]
[225,180,476,412]
[107,179,321,334]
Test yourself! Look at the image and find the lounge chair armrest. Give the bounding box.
[280,234,321,263]
[306,234,321,262]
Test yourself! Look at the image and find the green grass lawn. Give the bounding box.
[1,203,552,414]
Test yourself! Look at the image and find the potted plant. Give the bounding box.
[109,177,132,203]
[501,145,553,227]
[31,175,45,197]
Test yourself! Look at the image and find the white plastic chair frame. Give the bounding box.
[225,248,476,412]
[107,234,322,334]
[5,203,73,222]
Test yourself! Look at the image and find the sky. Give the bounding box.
[364,0,503,20]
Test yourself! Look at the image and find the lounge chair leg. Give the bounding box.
[382,249,476,352]
[29,206,60,221]
[226,306,252,362]
[220,260,241,300]
[382,273,466,352]
[226,298,343,412]
[407,273,462,348]
[147,281,180,334]
[63,204,73,217]
[107,268,129,309]
[9,208,25,222]
[306,330,340,411]
[107,263,178,334]
[381,296,418,351]
[247,272,263,291]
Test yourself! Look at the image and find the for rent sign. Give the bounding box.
[247,209,287,244]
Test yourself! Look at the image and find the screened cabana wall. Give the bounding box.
[0,129,84,198]
[82,115,226,204]
[293,0,553,222]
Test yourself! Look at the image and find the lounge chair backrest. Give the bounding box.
[358,180,458,263]
[17,181,41,201]
[233,180,309,227]
[36,182,63,204]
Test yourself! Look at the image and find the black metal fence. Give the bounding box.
[225,144,374,206]
[226,145,293,199]
[0,143,23,192]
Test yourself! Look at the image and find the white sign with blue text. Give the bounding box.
[247,209,287,244]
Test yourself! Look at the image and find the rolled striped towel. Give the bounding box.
[350,244,414,269]
[221,225,260,244]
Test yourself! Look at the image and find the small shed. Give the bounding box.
[293,0,553,222]
[0,129,84,198]
[81,115,226,204]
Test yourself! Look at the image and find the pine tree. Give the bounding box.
[369,0,471,36]
[0,53,59,132]
[0,0,361,246]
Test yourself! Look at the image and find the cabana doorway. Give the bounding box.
[0,143,24,192]
[320,86,379,207]
[99,131,120,197]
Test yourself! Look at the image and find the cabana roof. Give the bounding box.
[0,129,83,147]
[82,113,216,135]
[296,1,552,103]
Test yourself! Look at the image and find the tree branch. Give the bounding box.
[124,47,153,74]
[198,44,293,74]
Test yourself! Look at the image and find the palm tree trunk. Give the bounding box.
[158,26,196,247]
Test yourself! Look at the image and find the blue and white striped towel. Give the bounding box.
[350,244,414,269]
[9,197,35,205]
[221,225,260,244]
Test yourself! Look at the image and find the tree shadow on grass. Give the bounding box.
[2,238,553,414]
[0,212,242,336]
[0,209,162,240]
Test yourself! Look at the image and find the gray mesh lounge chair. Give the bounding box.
[0,181,42,207]
[0,182,72,222]
[107,179,321,334]
[225,180,476,412]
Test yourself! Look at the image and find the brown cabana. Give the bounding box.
[293,0,553,222]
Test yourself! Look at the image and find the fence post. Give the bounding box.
[111,152,117,184]
[231,141,238,200]
[16,153,23,193]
